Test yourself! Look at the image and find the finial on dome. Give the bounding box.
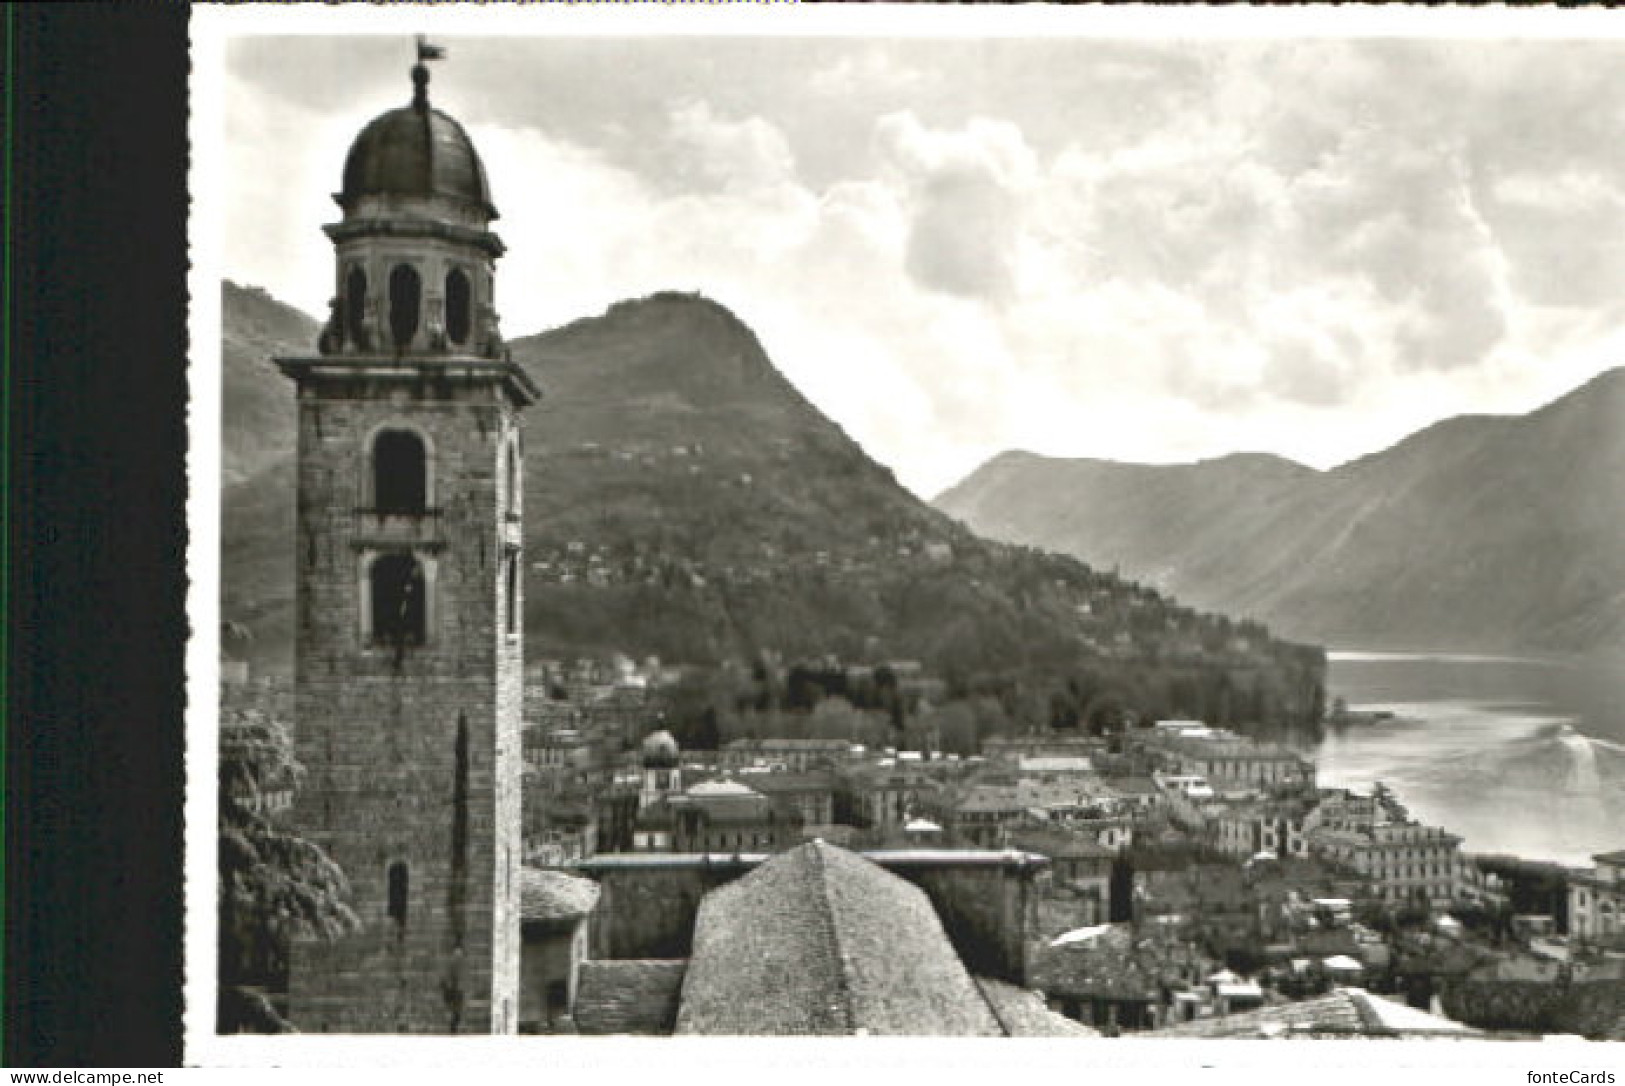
[412,35,446,112]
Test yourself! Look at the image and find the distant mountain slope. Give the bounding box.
[936,370,1625,653]
[219,281,1325,735]
[220,283,311,486]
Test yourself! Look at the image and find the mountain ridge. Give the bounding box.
[936,366,1625,654]
[219,279,1326,737]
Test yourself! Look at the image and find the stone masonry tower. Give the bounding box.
[277,45,537,1033]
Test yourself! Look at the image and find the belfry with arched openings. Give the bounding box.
[276,44,539,1034]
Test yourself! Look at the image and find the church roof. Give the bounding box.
[518,867,600,925]
[1149,987,1478,1039]
[973,977,1101,1037]
[740,770,834,794]
[340,100,495,218]
[673,841,1003,1036]
[685,779,761,799]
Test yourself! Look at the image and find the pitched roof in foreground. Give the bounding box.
[1149,987,1479,1039]
[974,977,1100,1037]
[674,840,1003,1036]
[573,960,688,1036]
[519,867,601,925]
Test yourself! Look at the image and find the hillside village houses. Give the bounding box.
[249,619,1622,1036]
[510,657,1584,1014]
[513,653,1500,914]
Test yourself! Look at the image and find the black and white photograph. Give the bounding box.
[188,3,1625,1067]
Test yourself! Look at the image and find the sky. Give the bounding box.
[220,19,1625,499]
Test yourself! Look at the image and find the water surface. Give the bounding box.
[1316,651,1625,865]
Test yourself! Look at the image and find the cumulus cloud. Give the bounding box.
[876,112,1036,301]
[224,34,1625,496]
[666,101,798,196]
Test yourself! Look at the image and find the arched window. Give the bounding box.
[371,553,426,647]
[345,266,368,348]
[373,430,426,514]
[388,264,421,349]
[445,268,471,346]
[387,861,409,925]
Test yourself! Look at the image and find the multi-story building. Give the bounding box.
[1154,772,1216,831]
[834,764,942,829]
[719,737,858,772]
[740,769,836,828]
[933,784,1027,847]
[1192,741,1314,796]
[1209,798,1314,860]
[1015,755,1098,782]
[1308,788,1384,833]
[524,727,595,771]
[1102,775,1166,818]
[982,734,1104,763]
[631,779,795,854]
[1139,724,1315,797]
[1015,777,1112,811]
[1013,828,1116,924]
[1569,849,1625,943]
[1309,820,1465,909]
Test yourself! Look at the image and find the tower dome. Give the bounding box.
[339,103,496,219]
[641,730,680,769]
[310,48,527,367]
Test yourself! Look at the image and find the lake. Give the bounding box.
[1316,650,1625,866]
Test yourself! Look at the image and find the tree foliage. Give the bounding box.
[218,708,358,1033]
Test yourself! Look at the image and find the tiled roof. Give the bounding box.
[953,787,1025,813]
[974,977,1100,1037]
[1050,924,1115,948]
[674,841,1003,1036]
[573,960,688,1036]
[742,771,834,794]
[726,738,851,751]
[684,804,776,826]
[1151,987,1478,1039]
[686,779,762,799]
[1593,849,1625,866]
[840,764,938,789]
[1018,757,1095,773]
[1103,776,1160,796]
[1030,944,1161,1002]
[1030,924,1211,1002]
[519,867,600,924]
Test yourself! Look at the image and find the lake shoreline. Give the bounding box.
[1316,650,1623,868]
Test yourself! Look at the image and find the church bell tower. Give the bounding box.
[277,43,537,1033]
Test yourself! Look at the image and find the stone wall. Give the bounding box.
[287,375,525,1034]
[1441,977,1625,1039]
[577,851,1044,984]
[518,922,579,1033]
[573,960,688,1035]
[893,862,1037,985]
[582,860,753,960]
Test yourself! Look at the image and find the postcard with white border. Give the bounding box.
[187,2,1625,1073]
